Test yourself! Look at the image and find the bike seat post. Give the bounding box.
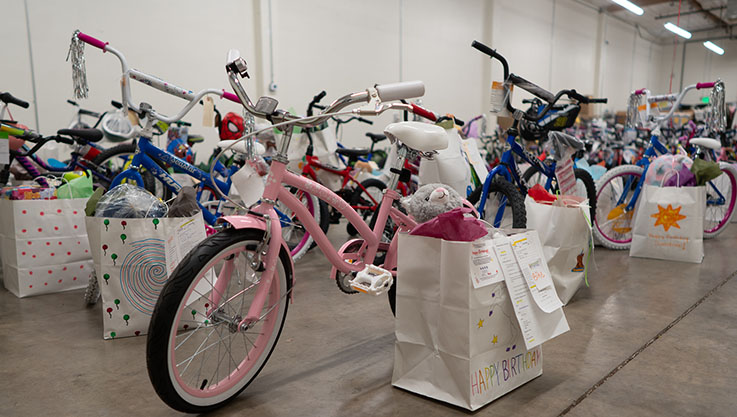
[386,145,409,191]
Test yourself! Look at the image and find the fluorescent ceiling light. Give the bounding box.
[611,0,644,15]
[664,22,692,39]
[703,41,725,55]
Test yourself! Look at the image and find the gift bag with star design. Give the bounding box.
[393,232,557,411]
[629,184,705,263]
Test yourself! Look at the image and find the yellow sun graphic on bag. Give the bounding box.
[650,204,687,231]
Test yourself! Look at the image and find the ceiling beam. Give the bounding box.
[654,6,726,20]
[605,0,671,13]
[687,0,730,30]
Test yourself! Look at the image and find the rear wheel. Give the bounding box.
[91,144,155,193]
[522,165,597,222]
[703,162,737,238]
[347,178,386,235]
[147,228,291,413]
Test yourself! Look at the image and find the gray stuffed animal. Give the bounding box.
[402,183,465,223]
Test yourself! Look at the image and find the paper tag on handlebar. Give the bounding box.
[490,81,512,114]
[127,109,140,126]
[202,97,215,127]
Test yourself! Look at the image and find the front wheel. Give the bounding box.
[147,228,292,413]
[467,177,527,229]
[703,162,737,238]
[593,164,644,249]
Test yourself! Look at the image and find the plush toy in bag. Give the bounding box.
[402,183,486,242]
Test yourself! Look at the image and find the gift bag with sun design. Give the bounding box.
[86,213,208,339]
[0,198,92,298]
[630,184,705,263]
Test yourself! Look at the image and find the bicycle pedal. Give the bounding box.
[350,265,393,296]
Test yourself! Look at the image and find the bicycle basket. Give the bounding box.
[101,109,134,142]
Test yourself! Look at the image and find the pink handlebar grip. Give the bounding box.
[634,88,646,95]
[411,103,437,121]
[222,91,240,103]
[696,82,715,90]
[77,32,108,51]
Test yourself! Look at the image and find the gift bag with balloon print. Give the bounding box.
[0,198,93,298]
[86,212,208,339]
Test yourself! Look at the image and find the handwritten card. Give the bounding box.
[470,239,502,288]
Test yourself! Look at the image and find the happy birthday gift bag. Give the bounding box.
[0,198,92,298]
[86,213,207,339]
[393,232,565,411]
[629,184,705,263]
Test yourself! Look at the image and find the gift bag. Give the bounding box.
[0,198,92,297]
[86,212,207,339]
[629,184,705,263]
[393,231,569,410]
[524,196,593,304]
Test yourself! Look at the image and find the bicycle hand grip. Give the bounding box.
[54,136,75,145]
[313,91,327,103]
[411,103,437,121]
[588,98,608,103]
[111,100,123,109]
[471,40,498,59]
[67,99,77,106]
[0,93,30,109]
[357,117,374,125]
[375,80,424,102]
[696,82,715,90]
[77,32,108,51]
[634,88,647,96]
[222,91,240,104]
[453,116,465,126]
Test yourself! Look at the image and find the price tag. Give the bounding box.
[202,96,215,127]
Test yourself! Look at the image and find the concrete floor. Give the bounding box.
[1,223,737,417]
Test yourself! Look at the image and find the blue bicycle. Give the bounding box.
[468,41,602,228]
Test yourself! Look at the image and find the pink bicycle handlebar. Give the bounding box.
[77,32,108,51]
[696,82,715,90]
[222,91,240,103]
[634,88,646,96]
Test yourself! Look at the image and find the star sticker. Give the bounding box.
[491,335,498,344]
[477,319,484,328]
[651,204,687,232]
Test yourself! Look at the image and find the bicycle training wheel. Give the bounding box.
[147,228,292,413]
[593,164,644,249]
[703,162,737,238]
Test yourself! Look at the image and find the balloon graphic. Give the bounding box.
[102,244,108,255]
[114,299,120,310]
[152,218,160,230]
[134,330,140,336]
[103,219,110,231]
[120,234,127,244]
[111,253,118,266]
[183,324,189,330]
[121,220,127,230]
[103,273,110,285]
[191,309,197,320]
[106,307,113,318]
[110,331,116,339]
[123,314,130,325]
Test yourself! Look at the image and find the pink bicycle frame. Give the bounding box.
[214,159,415,325]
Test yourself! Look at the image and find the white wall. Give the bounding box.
[3,0,673,156]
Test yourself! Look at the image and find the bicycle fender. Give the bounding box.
[219,215,295,297]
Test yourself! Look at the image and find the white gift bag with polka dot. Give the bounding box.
[0,198,92,298]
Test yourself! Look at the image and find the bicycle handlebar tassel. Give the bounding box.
[67,30,90,100]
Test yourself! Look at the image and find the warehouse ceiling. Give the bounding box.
[584,0,736,42]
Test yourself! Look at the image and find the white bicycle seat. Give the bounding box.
[384,121,448,153]
[690,137,721,150]
[219,140,266,155]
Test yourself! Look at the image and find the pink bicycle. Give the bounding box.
[145,50,446,412]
